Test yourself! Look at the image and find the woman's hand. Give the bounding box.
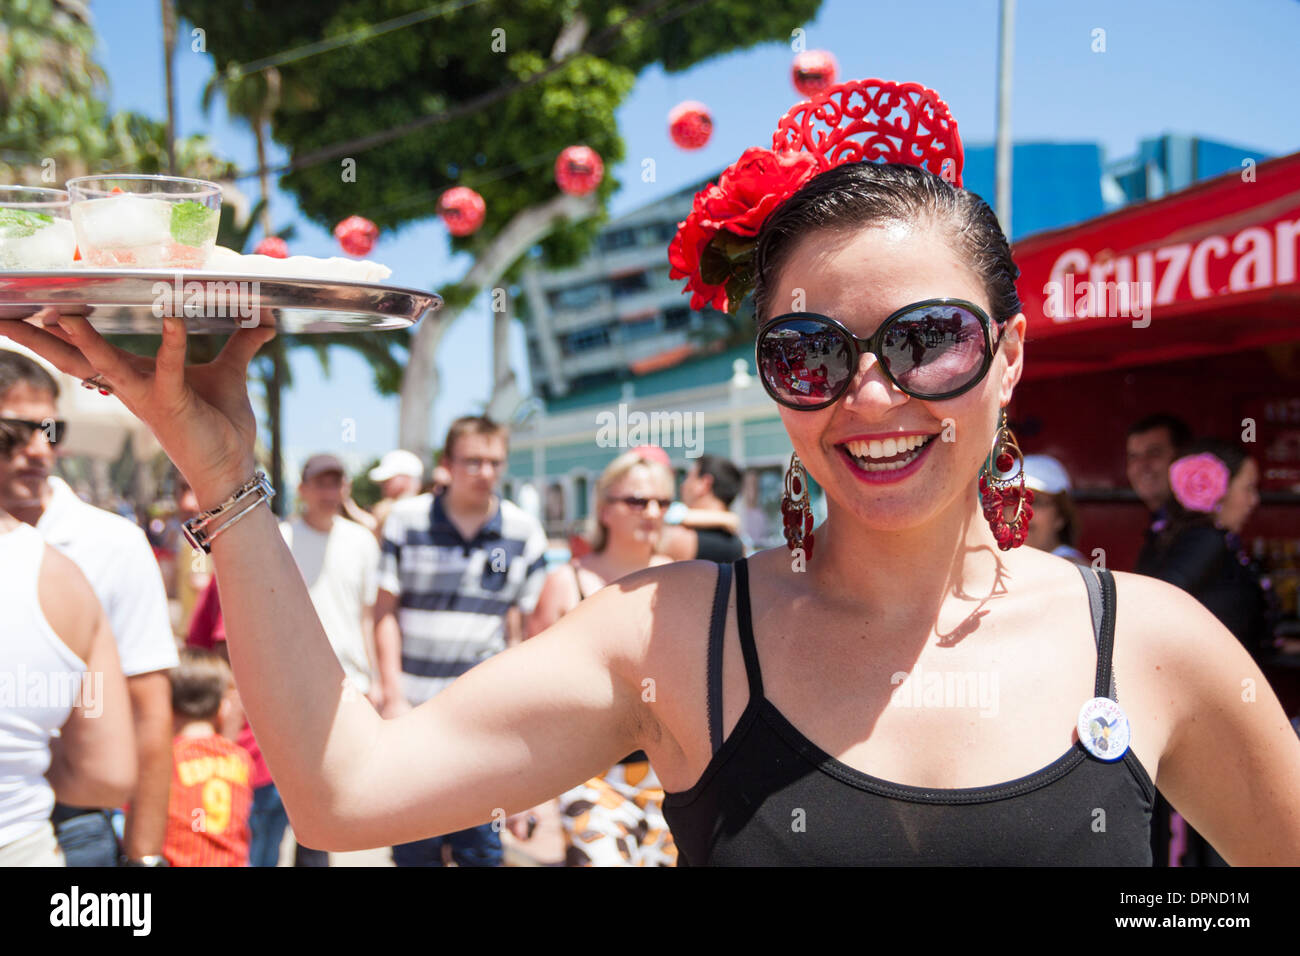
[0,309,275,506]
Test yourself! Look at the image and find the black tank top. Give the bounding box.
[660,558,1155,865]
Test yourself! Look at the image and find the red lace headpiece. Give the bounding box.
[668,79,964,314]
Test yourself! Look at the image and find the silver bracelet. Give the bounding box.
[182,471,275,554]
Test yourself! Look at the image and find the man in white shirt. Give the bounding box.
[0,349,178,867]
[281,454,381,707]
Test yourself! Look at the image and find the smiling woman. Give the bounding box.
[2,78,1298,867]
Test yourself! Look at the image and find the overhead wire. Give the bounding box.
[222,0,489,79]
[229,0,713,182]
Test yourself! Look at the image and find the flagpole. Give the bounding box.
[995,0,1015,237]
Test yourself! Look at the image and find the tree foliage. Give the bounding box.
[173,0,822,275]
[172,0,822,455]
[0,0,233,184]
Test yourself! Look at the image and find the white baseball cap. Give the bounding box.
[369,449,424,482]
[1022,455,1073,495]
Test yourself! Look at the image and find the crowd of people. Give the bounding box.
[0,326,1283,866]
[0,345,761,866]
[0,161,1288,866]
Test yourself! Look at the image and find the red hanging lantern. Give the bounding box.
[555,145,604,196]
[333,215,379,257]
[438,186,486,237]
[791,50,838,97]
[253,236,289,258]
[669,101,713,150]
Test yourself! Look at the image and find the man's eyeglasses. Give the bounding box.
[609,496,672,511]
[456,457,505,475]
[0,417,67,451]
[756,298,1005,409]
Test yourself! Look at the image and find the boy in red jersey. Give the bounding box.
[163,649,253,866]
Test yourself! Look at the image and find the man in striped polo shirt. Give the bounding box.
[374,415,548,867]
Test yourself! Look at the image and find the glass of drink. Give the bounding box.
[0,186,77,270]
[67,174,222,269]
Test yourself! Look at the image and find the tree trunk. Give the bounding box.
[397,191,599,460]
[255,121,272,236]
[160,0,177,175]
[267,341,285,517]
[492,285,513,400]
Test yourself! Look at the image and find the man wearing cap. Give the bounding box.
[283,454,382,709]
[359,450,425,540]
[1021,455,1086,565]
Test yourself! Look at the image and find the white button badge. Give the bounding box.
[1077,696,1130,762]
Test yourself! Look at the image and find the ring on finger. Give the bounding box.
[81,373,113,396]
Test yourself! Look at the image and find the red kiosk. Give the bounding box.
[1010,151,1300,707]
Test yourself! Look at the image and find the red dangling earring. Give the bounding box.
[781,451,815,560]
[979,408,1034,551]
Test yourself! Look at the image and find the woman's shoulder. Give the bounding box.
[574,559,729,641]
[538,560,725,709]
[594,558,728,606]
[1108,568,1247,673]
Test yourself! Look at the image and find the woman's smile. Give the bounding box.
[837,432,939,484]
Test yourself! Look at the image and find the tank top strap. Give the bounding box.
[1075,563,1119,701]
[732,557,765,700]
[569,560,593,602]
[705,561,733,755]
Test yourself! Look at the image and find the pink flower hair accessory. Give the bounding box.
[1169,453,1231,513]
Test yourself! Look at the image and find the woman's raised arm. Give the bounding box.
[0,313,650,851]
[213,498,649,850]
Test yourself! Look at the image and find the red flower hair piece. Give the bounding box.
[668,78,964,314]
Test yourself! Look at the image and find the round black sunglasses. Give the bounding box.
[755,297,1005,410]
[0,416,68,450]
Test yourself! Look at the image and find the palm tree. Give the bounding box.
[160,0,178,173]
[198,65,296,507]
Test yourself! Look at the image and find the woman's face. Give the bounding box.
[598,464,673,549]
[1217,458,1260,534]
[767,220,1026,535]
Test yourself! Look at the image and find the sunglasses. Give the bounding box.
[609,496,672,511]
[756,298,1004,409]
[0,417,68,450]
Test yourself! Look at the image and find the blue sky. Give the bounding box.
[92,0,1300,481]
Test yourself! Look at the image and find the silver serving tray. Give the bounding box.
[0,270,440,333]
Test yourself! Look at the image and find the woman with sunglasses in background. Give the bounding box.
[525,449,677,866]
[5,79,1298,866]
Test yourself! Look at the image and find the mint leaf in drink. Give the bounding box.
[170,201,218,247]
[0,208,54,239]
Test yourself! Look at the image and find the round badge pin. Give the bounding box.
[1076,696,1130,762]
